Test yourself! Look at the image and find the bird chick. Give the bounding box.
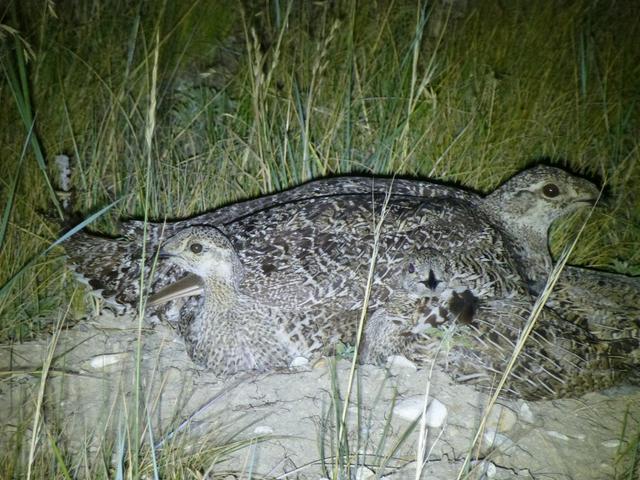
[160,226,293,375]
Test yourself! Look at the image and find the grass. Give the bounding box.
[615,404,640,479]
[0,0,639,477]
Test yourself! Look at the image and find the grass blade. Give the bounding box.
[0,118,33,250]
[0,199,122,299]
[2,24,64,219]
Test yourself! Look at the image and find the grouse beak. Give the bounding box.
[575,196,598,208]
[148,274,204,306]
[575,183,603,208]
[577,192,608,209]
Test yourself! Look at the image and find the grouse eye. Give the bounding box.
[190,243,203,254]
[542,183,560,198]
[408,263,415,274]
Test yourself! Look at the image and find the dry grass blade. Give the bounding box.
[334,188,394,478]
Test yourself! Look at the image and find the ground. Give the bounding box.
[1,309,638,479]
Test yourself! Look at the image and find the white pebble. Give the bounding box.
[472,460,497,478]
[518,402,536,424]
[601,439,621,448]
[393,396,447,428]
[425,398,448,428]
[386,355,418,371]
[253,425,274,435]
[546,430,570,441]
[289,356,309,368]
[87,352,129,369]
[393,396,424,421]
[485,461,497,478]
[355,466,375,480]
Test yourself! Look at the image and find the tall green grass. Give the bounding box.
[1,0,639,336]
[1,0,639,477]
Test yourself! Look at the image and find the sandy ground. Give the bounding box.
[1,310,638,479]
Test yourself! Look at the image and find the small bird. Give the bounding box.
[361,254,635,400]
[158,226,358,375]
[157,226,634,399]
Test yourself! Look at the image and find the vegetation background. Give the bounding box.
[0,0,638,477]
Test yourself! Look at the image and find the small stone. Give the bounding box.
[86,352,129,370]
[425,398,448,428]
[386,355,418,372]
[518,401,536,424]
[355,466,375,480]
[472,460,497,478]
[546,430,570,441]
[289,356,309,368]
[394,397,426,422]
[253,425,274,435]
[601,439,621,448]
[393,396,447,428]
[482,428,513,449]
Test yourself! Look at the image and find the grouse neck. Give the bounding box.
[480,202,553,293]
[200,275,240,316]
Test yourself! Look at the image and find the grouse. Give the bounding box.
[66,165,599,315]
[146,165,639,362]
[157,226,355,375]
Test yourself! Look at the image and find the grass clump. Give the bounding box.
[1,0,639,336]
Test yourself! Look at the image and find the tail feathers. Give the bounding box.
[64,231,147,308]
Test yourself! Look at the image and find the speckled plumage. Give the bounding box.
[159,226,363,374]
[160,194,530,321]
[66,165,599,314]
[140,165,638,363]
[64,165,640,398]
[361,254,634,399]
[547,267,640,345]
[68,176,470,310]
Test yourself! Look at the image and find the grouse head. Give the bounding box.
[160,226,243,284]
[402,251,450,297]
[400,253,480,326]
[482,165,600,239]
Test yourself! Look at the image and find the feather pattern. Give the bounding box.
[63,165,639,398]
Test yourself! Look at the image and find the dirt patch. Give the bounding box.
[1,310,638,478]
